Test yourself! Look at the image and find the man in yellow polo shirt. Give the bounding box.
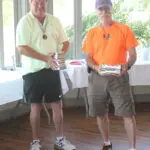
[16,0,76,150]
[82,0,138,150]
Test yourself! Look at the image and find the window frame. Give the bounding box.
[1,0,148,68]
[0,0,4,68]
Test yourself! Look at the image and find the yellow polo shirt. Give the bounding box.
[16,12,68,75]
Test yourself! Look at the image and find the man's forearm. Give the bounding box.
[17,46,48,63]
[127,47,137,70]
[86,54,97,70]
[61,46,68,54]
[127,53,137,70]
[61,41,69,54]
[127,57,136,70]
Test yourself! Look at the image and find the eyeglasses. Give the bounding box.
[103,33,110,40]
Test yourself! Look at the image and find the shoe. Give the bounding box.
[30,140,42,150]
[54,137,76,150]
[102,143,112,150]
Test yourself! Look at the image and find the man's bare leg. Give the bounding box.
[30,104,41,140]
[97,113,110,143]
[124,116,136,149]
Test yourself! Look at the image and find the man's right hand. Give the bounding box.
[46,52,59,70]
[86,53,100,75]
[93,65,101,74]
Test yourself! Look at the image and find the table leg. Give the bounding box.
[76,88,81,107]
[11,99,28,119]
[83,87,89,118]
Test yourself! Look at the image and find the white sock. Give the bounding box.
[32,139,40,143]
[104,141,111,145]
[56,136,64,141]
[129,148,136,150]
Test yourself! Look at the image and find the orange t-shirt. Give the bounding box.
[82,21,139,65]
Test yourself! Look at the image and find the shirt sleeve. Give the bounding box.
[16,17,31,47]
[56,18,69,43]
[82,30,94,53]
[125,26,139,50]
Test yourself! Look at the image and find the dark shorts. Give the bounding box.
[22,68,62,104]
[87,71,135,117]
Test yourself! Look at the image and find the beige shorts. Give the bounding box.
[87,71,135,117]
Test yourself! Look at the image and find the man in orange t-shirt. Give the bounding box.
[82,0,138,150]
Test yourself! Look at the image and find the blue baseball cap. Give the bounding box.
[95,0,112,9]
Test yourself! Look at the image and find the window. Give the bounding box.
[0,0,30,68]
[3,0,15,67]
[81,0,97,58]
[0,0,149,69]
[53,0,74,59]
[119,0,150,64]
[81,0,150,64]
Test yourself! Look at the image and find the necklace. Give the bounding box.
[103,33,110,40]
[37,16,48,40]
[101,22,114,40]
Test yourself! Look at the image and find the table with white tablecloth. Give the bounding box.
[60,59,88,95]
[0,60,88,105]
[0,70,23,106]
[129,64,150,86]
[1,63,150,121]
[0,60,89,121]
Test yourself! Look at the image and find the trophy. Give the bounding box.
[99,64,121,76]
[54,52,66,70]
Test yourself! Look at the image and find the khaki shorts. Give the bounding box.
[87,71,135,117]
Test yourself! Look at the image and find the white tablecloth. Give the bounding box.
[0,70,23,105]
[0,60,88,105]
[60,60,88,94]
[129,64,150,86]
[1,63,150,105]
